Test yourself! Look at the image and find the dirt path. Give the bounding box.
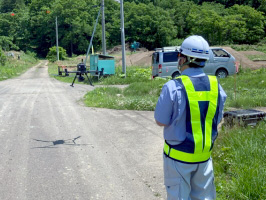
[222,47,266,70]
[114,51,153,67]
[0,61,165,200]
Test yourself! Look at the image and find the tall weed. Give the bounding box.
[220,68,266,109]
[213,122,266,200]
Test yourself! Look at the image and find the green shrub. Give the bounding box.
[25,50,37,58]
[46,46,67,62]
[0,48,7,66]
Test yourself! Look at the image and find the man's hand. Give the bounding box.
[156,120,167,127]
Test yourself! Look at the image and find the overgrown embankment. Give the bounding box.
[0,51,38,81]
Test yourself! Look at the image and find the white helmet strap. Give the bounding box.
[178,56,206,70]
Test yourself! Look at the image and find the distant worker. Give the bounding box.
[130,41,140,53]
[154,35,227,200]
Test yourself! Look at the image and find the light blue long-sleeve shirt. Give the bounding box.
[154,68,227,144]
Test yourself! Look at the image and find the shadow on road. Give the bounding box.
[31,136,91,149]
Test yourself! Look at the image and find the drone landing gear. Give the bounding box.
[70,72,94,87]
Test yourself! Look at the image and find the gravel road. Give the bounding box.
[0,61,166,200]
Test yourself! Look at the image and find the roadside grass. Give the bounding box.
[213,121,266,200]
[83,65,170,110]
[0,52,38,81]
[98,66,153,85]
[84,67,266,110]
[84,80,166,111]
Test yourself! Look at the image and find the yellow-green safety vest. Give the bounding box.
[164,75,219,163]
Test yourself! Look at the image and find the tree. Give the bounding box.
[0,12,20,50]
[12,7,31,52]
[0,0,264,57]
[201,2,226,15]
[197,0,263,9]
[51,0,100,56]
[124,0,152,3]
[0,0,24,13]
[0,36,19,51]
[0,14,14,37]
[258,0,266,13]
[223,14,247,44]
[124,2,177,49]
[187,7,225,45]
[227,5,265,43]
[173,1,197,39]
[104,0,121,48]
[27,0,54,57]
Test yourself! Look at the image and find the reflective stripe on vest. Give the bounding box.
[164,75,219,163]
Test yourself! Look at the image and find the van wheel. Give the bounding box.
[216,69,228,78]
[172,72,180,79]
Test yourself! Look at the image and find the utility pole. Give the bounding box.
[101,0,106,55]
[56,16,59,61]
[120,0,126,76]
[84,7,101,67]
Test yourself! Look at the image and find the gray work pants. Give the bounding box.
[163,154,216,200]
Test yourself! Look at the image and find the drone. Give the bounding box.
[65,63,103,87]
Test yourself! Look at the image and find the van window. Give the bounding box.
[163,52,178,63]
[152,53,159,64]
[212,49,229,57]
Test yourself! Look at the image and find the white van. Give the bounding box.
[152,47,237,78]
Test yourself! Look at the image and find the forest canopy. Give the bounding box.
[0,0,265,57]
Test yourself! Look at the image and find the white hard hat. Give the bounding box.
[180,35,210,60]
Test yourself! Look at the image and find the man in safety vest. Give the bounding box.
[154,35,227,200]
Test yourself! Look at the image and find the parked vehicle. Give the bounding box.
[152,46,237,78]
